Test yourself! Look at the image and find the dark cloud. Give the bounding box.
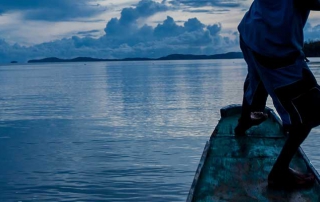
[169,0,242,7]
[154,16,185,38]
[77,30,100,35]
[184,18,205,32]
[3,0,320,64]
[183,8,230,13]
[119,0,169,24]
[0,0,105,21]
[77,30,101,37]
[207,23,222,35]
[135,0,169,17]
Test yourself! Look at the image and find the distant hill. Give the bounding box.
[28,52,244,63]
[23,40,320,64]
[158,52,243,60]
[28,57,153,63]
[303,40,320,57]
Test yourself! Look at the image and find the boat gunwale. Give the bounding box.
[187,104,320,202]
[186,141,210,202]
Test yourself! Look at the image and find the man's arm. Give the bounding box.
[295,0,320,11]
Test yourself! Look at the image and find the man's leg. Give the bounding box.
[249,53,318,188]
[235,78,268,136]
[268,124,315,188]
[235,37,269,136]
[239,38,317,188]
[267,68,320,188]
[239,75,267,119]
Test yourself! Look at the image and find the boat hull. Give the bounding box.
[188,104,320,202]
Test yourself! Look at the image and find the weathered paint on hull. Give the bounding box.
[188,105,320,202]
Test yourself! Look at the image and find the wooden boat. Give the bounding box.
[187,104,320,202]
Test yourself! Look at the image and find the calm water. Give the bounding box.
[1,59,320,201]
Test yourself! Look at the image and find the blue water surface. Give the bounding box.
[0,59,320,201]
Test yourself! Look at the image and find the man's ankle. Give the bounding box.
[234,111,268,136]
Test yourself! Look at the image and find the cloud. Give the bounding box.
[154,16,185,38]
[168,0,242,8]
[118,0,169,24]
[77,30,101,35]
[184,18,206,32]
[207,23,222,35]
[0,0,105,21]
[87,12,230,51]
[183,8,230,13]
[0,17,237,63]
[135,0,170,17]
[304,23,320,41]
[0,0,239,63]
[77,29,102,37]
[104,0,170,37]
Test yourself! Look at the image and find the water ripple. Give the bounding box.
[0,60,320,201]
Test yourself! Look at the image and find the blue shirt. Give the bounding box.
[238,0,310,58]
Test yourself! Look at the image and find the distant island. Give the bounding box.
[27,40,320,63]
[28,52,244,63]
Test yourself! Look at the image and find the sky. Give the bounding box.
[0,0,320,63]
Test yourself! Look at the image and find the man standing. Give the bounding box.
[236,0,320,188]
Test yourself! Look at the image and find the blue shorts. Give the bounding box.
[240,38,320,128]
